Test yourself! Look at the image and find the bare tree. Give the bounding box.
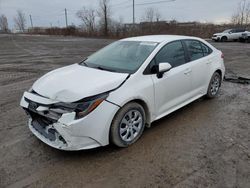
[231,0,250,26]
[245,2,250,25]
[231,13,240,25]
[14,10,26,32]
[145,8,154,22]
[142,8,162,22]
[0,14,9,32]
[76,7,96,34]
[98,0,111,36]
[110,16,125,37]
[155,11,162,22]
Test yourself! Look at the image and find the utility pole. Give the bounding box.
[133,0,135,24]
[29,14,33,29]
[64,8,68,28]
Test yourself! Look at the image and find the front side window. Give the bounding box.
[82,41,158,73]
[223,29,232,33]
[155,41,186,68]
[237,29,245,33]
[185,40,204,61]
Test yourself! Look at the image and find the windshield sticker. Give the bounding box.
[140,42,158,46]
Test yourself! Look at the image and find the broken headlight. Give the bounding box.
[51,93,109,119]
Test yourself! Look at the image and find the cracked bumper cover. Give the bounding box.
[20,92,119,150]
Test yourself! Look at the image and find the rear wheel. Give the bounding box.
[110,102,146,147]
[206,72,222,98]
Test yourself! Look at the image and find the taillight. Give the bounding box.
[221,53,224,59]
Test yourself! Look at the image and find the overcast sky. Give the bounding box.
[0,0,245,29]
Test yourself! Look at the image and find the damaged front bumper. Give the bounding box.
[212,36,221,41]
[20,91,119,150]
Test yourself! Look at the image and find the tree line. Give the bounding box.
[1,0,250,36]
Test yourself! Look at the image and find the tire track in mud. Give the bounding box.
[0,73,37,86]
[10,35,49,57]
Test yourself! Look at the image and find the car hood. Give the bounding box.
[214,33,224,36]
[32,64,129,102]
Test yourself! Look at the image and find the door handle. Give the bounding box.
[206,61,212,65]
[184,68,192,75]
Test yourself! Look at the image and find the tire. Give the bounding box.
[206,72,222,99]
[221,36,227,42]
[110,102,146,147]
[239,38,245,43]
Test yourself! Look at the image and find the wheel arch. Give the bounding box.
[221,36,228,41]
[131,99,151,127]
[108,98,151,146]
[111,98,152,129]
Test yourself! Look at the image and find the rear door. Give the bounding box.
[183,40,213,96]
[236,29,246,39]
[228,29,237,40]
[231,29,245,40]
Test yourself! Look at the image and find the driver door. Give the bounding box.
[150,41,192,118]
[229,29,240,40]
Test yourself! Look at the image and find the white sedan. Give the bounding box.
[20,35,225,150]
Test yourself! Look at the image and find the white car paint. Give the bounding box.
[20,35,225,150]
[240,31,250,42]
[32,64,129,102]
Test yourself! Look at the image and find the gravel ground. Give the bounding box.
[0,34,249,188]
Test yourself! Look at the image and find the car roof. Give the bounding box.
[121,35,202,43]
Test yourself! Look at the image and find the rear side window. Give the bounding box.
[235,29,245,33]
[185,40,204,61]
[200,42,212,56]
[155,41,186,68]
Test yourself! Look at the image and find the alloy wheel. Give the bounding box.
[119,109,143,142]
[210,74,220,96]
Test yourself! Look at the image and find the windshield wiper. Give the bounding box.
[82,62,89,67]
[95,66,117,72]
[80,60,117,72]
[79,58,88,67]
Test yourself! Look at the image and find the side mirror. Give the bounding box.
[157,63,172,78]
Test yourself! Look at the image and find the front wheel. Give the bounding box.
[206,72,222,98]
[110,102,146,147]
[221,36,227,42]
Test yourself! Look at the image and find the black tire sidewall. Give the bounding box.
[110,102,146,147]
[206,72,221,98]
[221,36,227,42]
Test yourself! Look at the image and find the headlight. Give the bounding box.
[51,93,109,119]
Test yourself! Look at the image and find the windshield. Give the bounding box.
[223,29,232,33]
[81,41,158,73]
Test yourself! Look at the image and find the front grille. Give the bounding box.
[32,118,57,141]
[25,109,66,144]
[26,108,56,123]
